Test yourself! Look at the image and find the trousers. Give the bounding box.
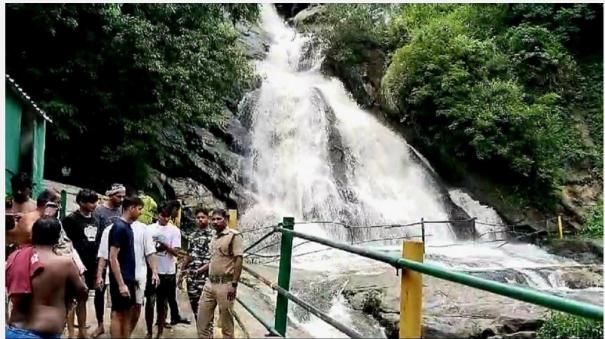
[196,282,234,339]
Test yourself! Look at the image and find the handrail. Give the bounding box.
[274,226,604,320]
[236,297,283,337]
[243,265,364,338]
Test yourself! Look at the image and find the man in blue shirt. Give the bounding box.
[108,195,144,338]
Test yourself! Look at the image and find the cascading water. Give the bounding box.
[241,4,453,244]
[239,5,602,337]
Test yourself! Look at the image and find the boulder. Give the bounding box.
[497,316,544,333]
[236,22,270,60]
[502,331,537,339]
[542,238,603,264]
[293,6,326,28]
[560,269,603,289]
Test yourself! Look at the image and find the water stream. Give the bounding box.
[238,5,602,337]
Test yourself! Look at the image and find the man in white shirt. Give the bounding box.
[96,219,159,336]
[151,202,189,339]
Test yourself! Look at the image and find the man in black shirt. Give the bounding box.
[62,189,104,338]
[108,196,143,338]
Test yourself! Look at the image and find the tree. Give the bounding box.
[6,4,259,191]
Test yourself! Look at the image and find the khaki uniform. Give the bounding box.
[197,228,243,339]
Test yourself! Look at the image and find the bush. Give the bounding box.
[580,202,603,238]
[537,312,603,339]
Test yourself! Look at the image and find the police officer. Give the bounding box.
[178,207,213,321]
[196,208,243,339]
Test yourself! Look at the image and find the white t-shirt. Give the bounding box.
[148,222,181,275]
[98,221,155,284]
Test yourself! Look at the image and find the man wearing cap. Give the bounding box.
[196,208,243,339]
[96,183,126,227]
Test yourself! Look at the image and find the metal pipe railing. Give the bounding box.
[243,265,363,338]
[244,229,276,253]
[274,227,604,320]
[236,296,283,337]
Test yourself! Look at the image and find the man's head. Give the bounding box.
[105,183,126,208]
[195,207,210,229]
[156,202,171,226]
[210,208,229,233]
[32,217,62,246]
[167,200,181,219]
[122,196,144,221]
[11,173,33,203]
[36,188,61,218]
[76,189,99,214]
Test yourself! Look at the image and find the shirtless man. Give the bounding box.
[6,188,88,338]
[6,217,89,339]
[7,172,37,214]
[7,188,63,246]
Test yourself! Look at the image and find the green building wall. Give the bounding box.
[5,87,47,196]
[5,90,23,194]
[32,117,46,197]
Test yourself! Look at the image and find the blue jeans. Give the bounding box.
[5,325,61,339]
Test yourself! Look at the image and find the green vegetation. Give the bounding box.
[537,311,603,339]
[6,4,259,190]
[313,4,602,210]
[580,203,603,238]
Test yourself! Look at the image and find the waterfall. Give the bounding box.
[241,4,454,243]
[237,5,601,337]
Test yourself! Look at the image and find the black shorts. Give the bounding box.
[109,280,136,311]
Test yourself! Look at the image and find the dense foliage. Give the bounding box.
[6,4,259,191]
[314,4,602,209]
[537,311,603,338]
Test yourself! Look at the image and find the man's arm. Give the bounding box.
[96,227,110,288]
[108,224,129,296]
[232,256,243,285]
[109,245,129,297]
[146,254,160,286]
[96,258,106,288]
[227,234,244,301]
[196,262,210,275]
[67,259,89,302]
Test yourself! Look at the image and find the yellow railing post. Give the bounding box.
[400,240,424,339]
[558,215,564,240]
[229,209,238,229]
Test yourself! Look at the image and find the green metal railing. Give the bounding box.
[239,217,603,338]
[273,223,603,321]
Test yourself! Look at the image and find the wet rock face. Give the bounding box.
[236,22,270,60]
[275,4,311,20]
[541,238,603,264]
[166,177,225,210]
[311,88,356,206]
[340,271,560,339]
[155,21,270,211]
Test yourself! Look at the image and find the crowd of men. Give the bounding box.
[6,173,244,339]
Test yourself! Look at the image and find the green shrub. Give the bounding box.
[537,312,603,339]
[580,202,603,238]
